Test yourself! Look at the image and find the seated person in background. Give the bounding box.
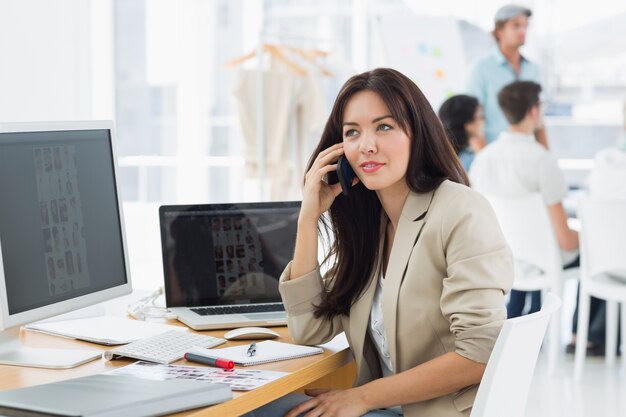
[565,100,626,356]
[438,94,487,171]
[588,100,626,281]
[470,80,579,318]
[587,103,626,199]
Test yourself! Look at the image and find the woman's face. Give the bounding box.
[342,90,411,194]
[464,105,484,138]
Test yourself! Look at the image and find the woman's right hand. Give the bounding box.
[300,143,346,223]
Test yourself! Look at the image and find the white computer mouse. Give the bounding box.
[223,326,280,340]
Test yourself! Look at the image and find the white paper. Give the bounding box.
[190,340,323,366]
[24,316,185,345]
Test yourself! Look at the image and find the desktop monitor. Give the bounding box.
[0,121,132,368]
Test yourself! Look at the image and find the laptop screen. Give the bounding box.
[159,201,300,308]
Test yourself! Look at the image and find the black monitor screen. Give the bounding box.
[160,202,300,307]
[0,128,128,315]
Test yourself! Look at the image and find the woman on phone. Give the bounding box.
[248,68,513,417]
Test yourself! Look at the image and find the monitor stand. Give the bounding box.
[0,327,101,369]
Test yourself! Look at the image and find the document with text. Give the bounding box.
[109,361,289,391]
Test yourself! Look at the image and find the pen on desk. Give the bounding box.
[184,352,234,370]
[247,342,256,357]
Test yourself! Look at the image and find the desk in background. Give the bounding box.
[0,324,355,417]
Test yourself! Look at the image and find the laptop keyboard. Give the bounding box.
[191,303,285,316]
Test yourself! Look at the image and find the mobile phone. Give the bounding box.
[336,156,355,196]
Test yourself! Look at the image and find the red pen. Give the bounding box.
[184,352,234,370]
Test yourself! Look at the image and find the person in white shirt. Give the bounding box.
[566,102,626,356]
[470,80,579,318]
[587,134,626,198]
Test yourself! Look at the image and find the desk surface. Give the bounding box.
[0,322,352,417]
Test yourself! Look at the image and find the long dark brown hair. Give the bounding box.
[309,68,468,320]
[438,94,480,154]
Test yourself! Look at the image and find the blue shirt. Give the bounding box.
[465,48,542,143]
[459,148,475,172]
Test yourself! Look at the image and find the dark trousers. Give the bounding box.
[507,255,580,319]
[571,289,605,347]
[507,290,542,318]
[570,283,621,350]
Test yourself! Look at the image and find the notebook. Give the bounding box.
[187,340,324,366]
[159,201,300,330]
[0,374,232,417]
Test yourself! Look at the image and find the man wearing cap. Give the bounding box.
[466,4,549,148]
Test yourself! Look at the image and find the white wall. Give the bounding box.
[0,0,113,122]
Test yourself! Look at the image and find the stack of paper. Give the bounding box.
[24,316,185,345]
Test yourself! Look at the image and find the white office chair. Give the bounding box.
[471,293,561,417]
[485,194,574,366]
[574,197,626,380]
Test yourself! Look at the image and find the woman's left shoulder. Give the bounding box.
[432,181,508,247]
[432,180,490,211]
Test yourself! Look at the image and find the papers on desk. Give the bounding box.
[24,316,185,345]
[109,361,289,391]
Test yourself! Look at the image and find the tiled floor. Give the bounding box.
[525,282,626,417]
[526,351,626,416]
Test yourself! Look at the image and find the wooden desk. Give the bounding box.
[0,324,354,417]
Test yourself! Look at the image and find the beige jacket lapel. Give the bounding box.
[381,190,435,371]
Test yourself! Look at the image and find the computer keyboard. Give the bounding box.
[103,329,226,364]
[191,303,285,316]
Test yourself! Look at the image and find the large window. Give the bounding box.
[114,0,245,205]
[3,0,626,289]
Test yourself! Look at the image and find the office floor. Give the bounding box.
[527,353,626,417]
[525,281,626,417]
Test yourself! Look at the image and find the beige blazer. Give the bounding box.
[279,180,513,417]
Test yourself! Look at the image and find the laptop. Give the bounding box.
[159,201,300,330]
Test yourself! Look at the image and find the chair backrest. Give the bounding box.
[471,293,561,417]
[578,197,626,279]
[485,193,562,279]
